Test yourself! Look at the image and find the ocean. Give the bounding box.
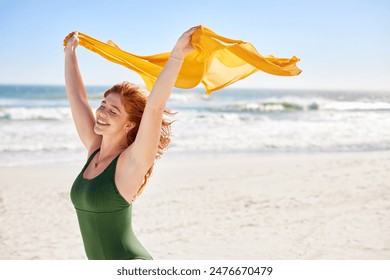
[1,85,389,166]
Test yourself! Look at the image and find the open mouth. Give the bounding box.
[97,118,110,126]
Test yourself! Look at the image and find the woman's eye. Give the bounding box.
[110,110,117,115]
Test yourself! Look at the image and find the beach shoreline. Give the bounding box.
[0,150,389,259]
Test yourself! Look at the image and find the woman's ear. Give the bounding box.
[125,122,136,133]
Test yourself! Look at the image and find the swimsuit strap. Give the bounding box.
[88,148,101,162]
[83,148,101,171]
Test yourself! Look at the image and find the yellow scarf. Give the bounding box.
[64,26,301,94]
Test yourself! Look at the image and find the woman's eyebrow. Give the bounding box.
[102,100,121,113]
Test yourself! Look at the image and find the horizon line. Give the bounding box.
[0,83,389,93]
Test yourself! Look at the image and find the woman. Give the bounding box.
[64,26,199,260]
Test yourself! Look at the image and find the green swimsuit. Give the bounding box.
[70,149,153,260]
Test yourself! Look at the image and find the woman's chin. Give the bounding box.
[93,125,104,135]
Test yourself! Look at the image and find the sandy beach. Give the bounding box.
[0,151,389,260]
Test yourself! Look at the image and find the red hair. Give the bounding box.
[104,81,175,197]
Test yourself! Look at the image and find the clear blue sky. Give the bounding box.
[0,0,389,90]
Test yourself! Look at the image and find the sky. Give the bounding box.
[0,0,389,91]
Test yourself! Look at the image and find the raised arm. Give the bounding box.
[64,32,101,154]
[125,26,199,170]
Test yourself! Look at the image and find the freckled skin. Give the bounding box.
[94,93,129,137]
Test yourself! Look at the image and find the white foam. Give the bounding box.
[0,107,71,120]
[1,88,390,166]
[323,101,390,111]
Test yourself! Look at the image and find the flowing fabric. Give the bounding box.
[64,26,301,94]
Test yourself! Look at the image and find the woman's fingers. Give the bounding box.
[171,25,201,56]
[179,25,200,43]
[64,31,79,52]
[185,25,201,36]
[64,31,79,45]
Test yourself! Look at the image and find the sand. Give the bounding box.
[0,151,389,259]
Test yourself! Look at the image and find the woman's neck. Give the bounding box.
[99,136,128,158]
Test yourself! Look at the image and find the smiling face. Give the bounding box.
[94,92,131,137]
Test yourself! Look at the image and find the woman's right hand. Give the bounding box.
[64,31,79,54]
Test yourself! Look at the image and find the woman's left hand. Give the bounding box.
[170,25,201,59]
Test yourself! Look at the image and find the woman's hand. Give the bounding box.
[64,31,79,54]
[170,25,200,60]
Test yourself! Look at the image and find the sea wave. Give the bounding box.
[0,107,71,121]
[323,101,390,111]
[222,101,319,112]
[210,100,390,113]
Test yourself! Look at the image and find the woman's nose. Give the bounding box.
[97,107,108,117]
